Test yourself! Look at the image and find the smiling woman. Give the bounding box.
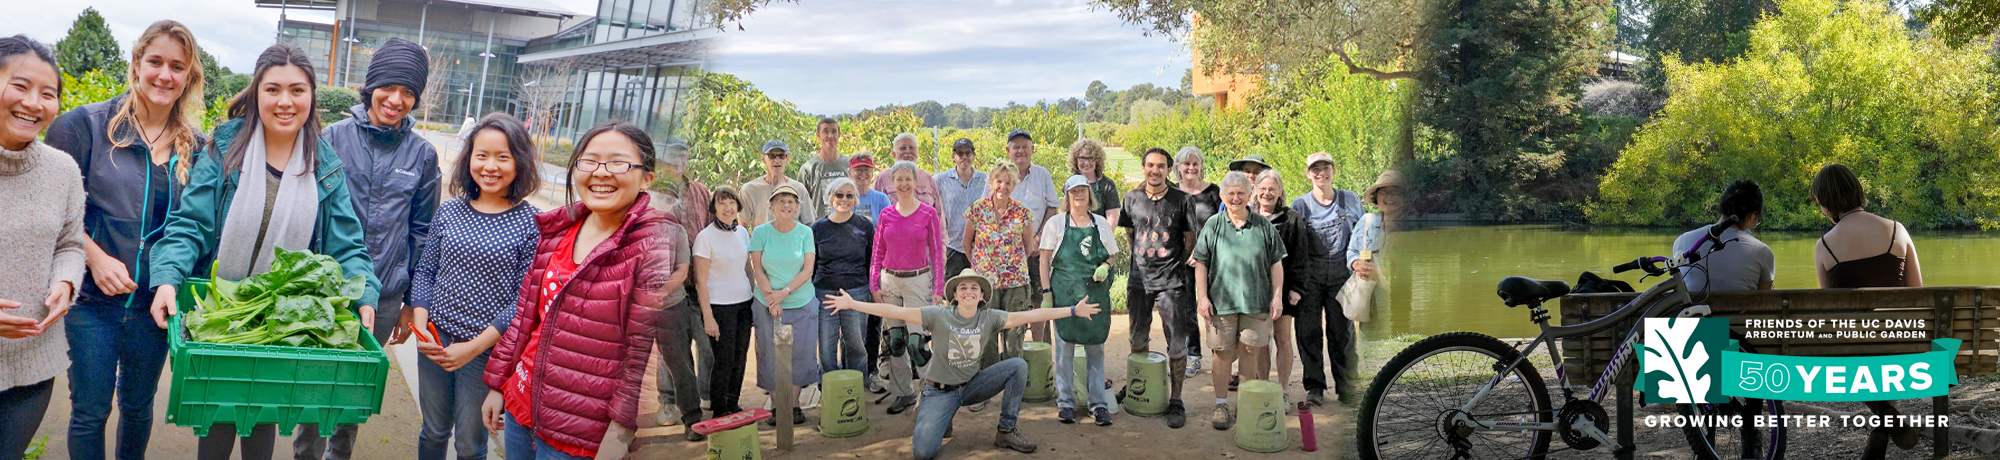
[0,33,90,460]
[142,42,381,460]
[41,19,215,460]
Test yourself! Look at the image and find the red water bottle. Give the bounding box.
[1298,402,1318,452]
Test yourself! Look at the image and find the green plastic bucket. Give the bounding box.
[1233,379,1289,453]
[1023,342,1054,403]
[818,370,867,437]
[1122,352,1170,416]
[705,424,760,460]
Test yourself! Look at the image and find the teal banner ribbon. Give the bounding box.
[1719,338,1960,402]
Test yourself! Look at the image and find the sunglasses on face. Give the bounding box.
[766,153,788,159]
[834,193,856,199]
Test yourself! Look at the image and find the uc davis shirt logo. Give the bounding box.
[1639,317,1727,404]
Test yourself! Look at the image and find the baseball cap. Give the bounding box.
[762,139,789,154]
[1007,129,1032,142]
[849,154,876,169]
[952,138,975,151]
[1306,152,1335,169]
[1062,174,1091,192]
[771,183,804,201]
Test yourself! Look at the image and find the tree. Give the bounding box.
[56,8,124,83]
[1095,0,1443,80]
[1085,80,1109,103]
[1594,0,2000,230]
[910,100,945,127]
[199,47,234,104]
[1918,0,2000,47]
[516,60,580,148]
[1631,0,1775,91]
[1414,0,1613,221]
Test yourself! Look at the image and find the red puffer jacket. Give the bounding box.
[484,193,674,452]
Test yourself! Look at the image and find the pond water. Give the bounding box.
[1363,224,2000,340]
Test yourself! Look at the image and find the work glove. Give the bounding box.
[1093,263,1111,283]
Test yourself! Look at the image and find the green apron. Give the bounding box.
[1051,215,1113,345]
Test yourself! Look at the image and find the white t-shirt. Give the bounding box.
[1038,212,1122,257]
[1672,224,1776,293]
[695,224,755,304]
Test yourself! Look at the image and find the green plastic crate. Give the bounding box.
[165,278,390,438]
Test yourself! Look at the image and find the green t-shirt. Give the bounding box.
[918,305,1011,386]
[749,222,818,309]
[1191,212,1287,316]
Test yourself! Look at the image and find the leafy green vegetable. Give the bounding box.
[186,248,368,350]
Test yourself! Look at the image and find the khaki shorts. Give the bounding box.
[1207,313,1273,350]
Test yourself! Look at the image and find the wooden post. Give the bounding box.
[776,323,794,451]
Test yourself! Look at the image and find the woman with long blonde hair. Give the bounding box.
[44,20,208,460]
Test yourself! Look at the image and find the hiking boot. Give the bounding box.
[1306,391,1328,408]
[1165,401,1187,429]
[657,407,680,426]
[994,427,1038,454]
[686,430,706,442]
[866,377,886,394]
[969,401,987,412]
[887,395,917,415]
[1211,403,1235,430]
[1186,357,1203,377]
[1058,407,1077,424]
[1093,407,1113,426]
[794,407,808,425]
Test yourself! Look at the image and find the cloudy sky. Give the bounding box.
[707,0,1191,115]
[4,0,1190,115]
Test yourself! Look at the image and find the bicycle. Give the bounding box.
[1358,216,1787,460]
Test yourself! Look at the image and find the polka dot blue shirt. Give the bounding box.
[410,197,540,343]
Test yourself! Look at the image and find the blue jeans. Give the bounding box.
[502,415,591,460]
[911,357,1027,460]
[818,288,869,374]
[65,296,169,460]
[417,351,489,460]
[1050,334,1111,411]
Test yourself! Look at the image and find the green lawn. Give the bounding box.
[1103,146,1143,186]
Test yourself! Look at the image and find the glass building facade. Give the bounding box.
[269,0,708,142]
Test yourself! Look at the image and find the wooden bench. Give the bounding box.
[1557,286,2000,460]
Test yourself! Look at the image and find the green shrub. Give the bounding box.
[1592,0,2000,229]
[315,86,359,124]
[60,70,121,113]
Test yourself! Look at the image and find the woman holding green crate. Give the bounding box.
[144,43,379,460]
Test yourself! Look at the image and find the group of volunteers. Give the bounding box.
[0,18,1406,460]
[0,22,680,460]
[1672,164,1927,452]
[661,113,1404,459]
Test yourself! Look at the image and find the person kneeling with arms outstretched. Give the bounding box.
[823,269,1099,459]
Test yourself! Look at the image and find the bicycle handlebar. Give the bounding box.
[1614,215,1739,276]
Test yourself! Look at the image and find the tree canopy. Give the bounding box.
[1094,0,1441,81]
[1593,0,2000,229]
[56,8,124,82]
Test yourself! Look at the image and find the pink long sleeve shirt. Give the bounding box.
[870,202,945,297]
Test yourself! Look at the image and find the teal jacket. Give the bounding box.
[148,118,382,310]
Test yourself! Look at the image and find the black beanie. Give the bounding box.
[362,38,429,108]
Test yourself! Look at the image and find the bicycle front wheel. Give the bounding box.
[1360,332,1553,460]
[1679,337,1787,460]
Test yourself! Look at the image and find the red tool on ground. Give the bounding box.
[690,408,773,436]
[1299,402,1317,452]
[406,321,443,345]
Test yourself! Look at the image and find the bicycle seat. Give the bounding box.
[1497,276,1570,307]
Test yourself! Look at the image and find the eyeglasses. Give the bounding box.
[954,150,975,157]
[765,153,789,159]
[833,193,856,199]
[573,159,645,174]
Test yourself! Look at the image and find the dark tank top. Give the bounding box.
[1822,223,1906,288]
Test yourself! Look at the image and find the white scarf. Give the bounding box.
[214,126,319,280]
